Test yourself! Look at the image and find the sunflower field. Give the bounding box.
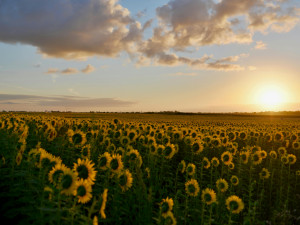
[0,112,299,225]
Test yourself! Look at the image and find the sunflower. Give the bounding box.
[60,168,78,196]
[73,158,97,184]
[68,130,87,147]
[221,151,233,166]
[39,151,55,169]
[93,216,98,225]
[109,154,123,173]
[149,143,158,155]
[161,197,174,218]
[296,170,300,176]
[228,162,235,170]
[201,188,217,205]
[185,179,200,197]
[100,188,108,219]
[287,154,297,165]
[292,142,300,150]
[260,150,267,159]
[230,175,239,186]
[259,168,270,179]
[202,157,211,169]
[44,186,53,200]
[163,144,176,159]
[281,155,289,164]
[274,132,284,142]
[278,147,287,156]
[216,178,229,193]
[118,169,133,192]
[127,149,143,168]
[48,163,67,186]
[163,211,177,225]
[178,160,186,173]
[226,195,244,214]
[211,157,220,167]
[115,147,125,157]
[98,152,112,170]
[269,150,277,159]
[251,152,262,165]
[120,135,130,146]
[74,179,92,204]
[81,144,91,159]
[16,151,23,166]
[191,141,203,154]
[240,151,250,164]
[186,163,196,176]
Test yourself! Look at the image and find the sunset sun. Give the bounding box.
[256,86,287,110]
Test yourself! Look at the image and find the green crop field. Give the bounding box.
[0,112,299,225]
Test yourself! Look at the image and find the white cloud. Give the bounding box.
[255,41,267,50]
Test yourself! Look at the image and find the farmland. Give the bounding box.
[0,112,299,225]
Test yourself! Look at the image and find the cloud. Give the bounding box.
[0,94,136,110]
[45,68,59,74]
[81,64,95,73]
[170,72,198,76]
[248,66,257,71]
[61,68,79,75]
[149,53,247,71]
[137,0,299,68]
[255,41,267,50]
[0,0,298,70]
[0,0,143,60]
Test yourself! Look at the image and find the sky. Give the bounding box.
[0,0,300,112]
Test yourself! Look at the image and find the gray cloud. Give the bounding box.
[61,68,79,75]
[0,94,136,108]
[0,0,143,60]
[81,64,95,74]
[0,0,298,70]
[138,0,299,68]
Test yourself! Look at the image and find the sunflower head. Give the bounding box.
[201,188,217,205]
[221,151,233,166]
[186,163,196,176]
[202,157,211,169]
[211,157,220,167]
[118,169,133,192]
[98,152,112,170]
[240,151,250,164]
[216,178,228,193]
[226,195,244,214]
[163,144,176,159]
[60,168,78,196]
[185,179,200,197]
[230,175,239,186]
[251,152,262,165]
[292,142,300,150]
[287,154,297,165]
[73,158,97,184]
[259,168,270,179]
[161,197,174,217]
[109,154,123,173]
[74,179,92,204]
[191,141,203,154]
[269,150,277,160]
[178,160,186,173]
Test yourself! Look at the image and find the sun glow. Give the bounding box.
[255,85,287,111]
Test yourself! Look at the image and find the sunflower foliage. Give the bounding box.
[0,112,299,225]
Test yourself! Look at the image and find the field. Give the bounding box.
[0,112,299,225]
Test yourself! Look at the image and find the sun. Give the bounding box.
[256,85,287,111]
